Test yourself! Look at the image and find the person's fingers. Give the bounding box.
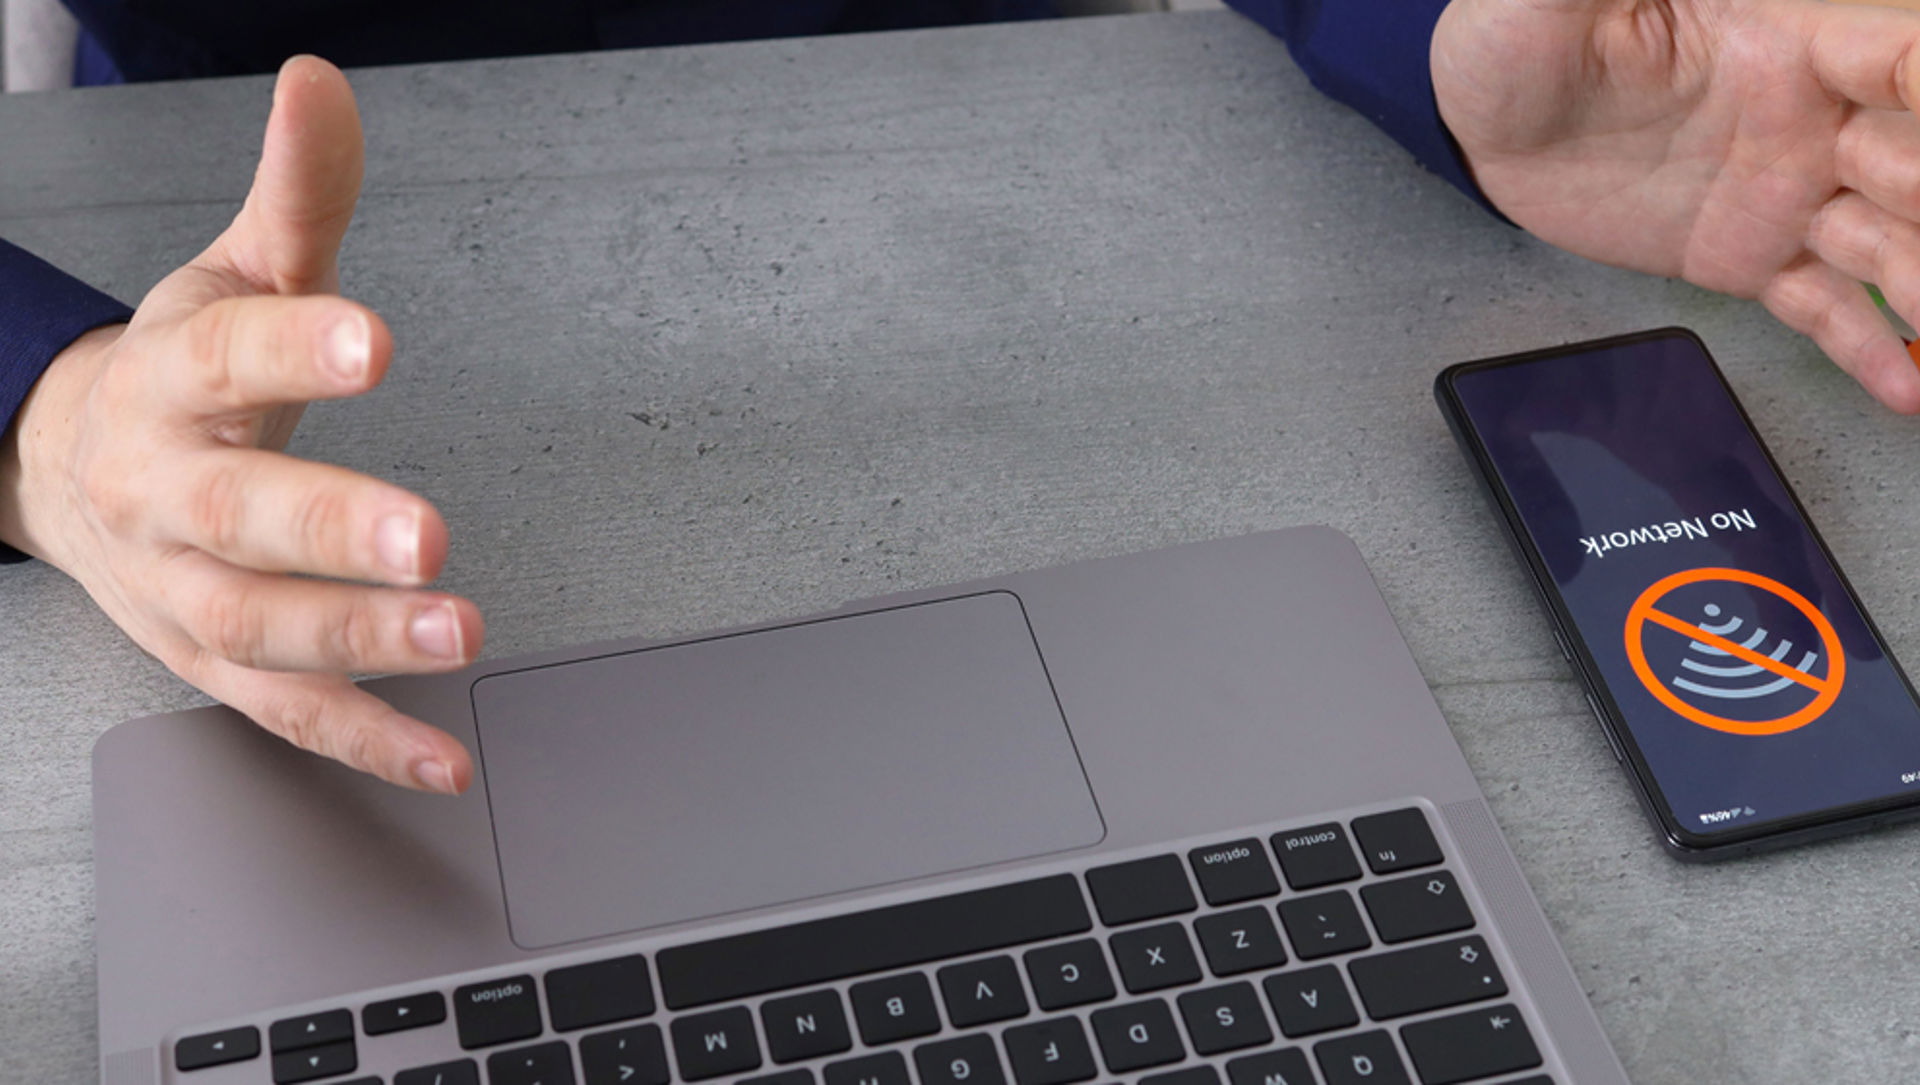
[152,447,448,585]
[1805,2,1920,111]
[204,55,365,296]
[161,549,483,674]
[151,294,392,420]
[1835,109,1920,222]
[1760,254,1920,413]
[1807,190,1920,321]
[189,657,473,794]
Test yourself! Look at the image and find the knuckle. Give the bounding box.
[77,456,141,536]
[291,485,354,571]
[265,687,330,756]
[332,721,382,777]
[195,581,266,665]
[185,301,243,402]
[324,593,389,668]
[186,462,250,554]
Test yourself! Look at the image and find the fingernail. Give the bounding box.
[376,511,420,581]
[323,313,370,383]
[411,758,459,795]
[409,602,462,660]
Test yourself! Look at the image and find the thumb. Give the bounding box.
[208,56,365,297]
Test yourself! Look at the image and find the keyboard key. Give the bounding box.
[271,1040,357,1084]
[1314,1031,1411,1085]
[939,956,1030,1026]
[915,1034,1008,1085]
[489,1040,576,1085]
[1084,855,1197,926]
[671,1006,762,1080]
[581,1023,669,1085]
[1360,870,1475,944]
[548,954,656,1031]
[1400,1004,1541,1085]
[1175,982,1272,1055]
[395,1059,480,1085]
[1347,936,1507,1020]
[1269,824,1361,890]
[1351,809,1444,875]
[658,874,1089,1010]
[1193,907,1287,976]
[454,975,543,1049]
[1089,1000,1184,1073]
[1141,1068,1219,1085]
[1002,1016,1098,1085]
[175,1026,260,1071]
[762,989,853,1063]
[1025,939,1117,1010]
[1110,923,1202,994]
[365,992,447,1036]
[743,1072,817,1085]
[271,1010,354,1052]
[1277,891,1371,960]
[1225,1048,1315,1085]
[825,1051,912,1085]
[1261,965,1358,1038]
[1187,839,1280,906]
[849,974,942,1044]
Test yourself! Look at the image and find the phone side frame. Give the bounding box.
[1433,326,1920,861]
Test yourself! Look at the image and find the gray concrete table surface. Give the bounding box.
[3,10,1917,1084]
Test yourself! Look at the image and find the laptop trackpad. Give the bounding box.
[471,591,1105,949]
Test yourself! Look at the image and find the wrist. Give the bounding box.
[0,323,125,566]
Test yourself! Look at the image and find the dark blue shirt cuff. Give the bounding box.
[1225,0,1507,220]
[1,239,135,563]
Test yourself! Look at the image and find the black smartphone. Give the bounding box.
[1436,327,1920,860]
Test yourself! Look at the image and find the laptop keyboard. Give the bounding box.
[170,805,1556,1085]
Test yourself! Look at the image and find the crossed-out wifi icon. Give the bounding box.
[1623,568,1845,736]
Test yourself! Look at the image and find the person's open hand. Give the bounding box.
[1434,0,1920,411]
[0,57,481,792]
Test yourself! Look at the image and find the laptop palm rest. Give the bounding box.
[471,590,1106,949]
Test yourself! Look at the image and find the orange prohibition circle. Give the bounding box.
[1623,567,1845,736]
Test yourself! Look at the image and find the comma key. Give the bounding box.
[580,1023,669,1085]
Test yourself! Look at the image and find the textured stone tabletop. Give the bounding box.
[3,11,1918,1084]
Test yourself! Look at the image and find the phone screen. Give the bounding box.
[1446,331,1920,845]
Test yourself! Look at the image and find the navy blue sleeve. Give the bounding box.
[1,239,135,563]
[1225,0,1505,219]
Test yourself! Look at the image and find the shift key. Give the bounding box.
[1346,937,1505,1021]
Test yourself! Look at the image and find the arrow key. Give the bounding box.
[175,1026,260,1072]
[366,992,447,1036]
[581,1023,669,1085]
[270,1039,357,1084]
[270,1009,353,1053]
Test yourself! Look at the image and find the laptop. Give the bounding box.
[92,526,1631,1085]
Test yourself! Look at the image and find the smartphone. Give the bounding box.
[1435,327,1920,860]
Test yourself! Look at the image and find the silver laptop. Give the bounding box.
[92,526,1630,1085]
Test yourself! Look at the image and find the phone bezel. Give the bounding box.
[1435,326,1920,859]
